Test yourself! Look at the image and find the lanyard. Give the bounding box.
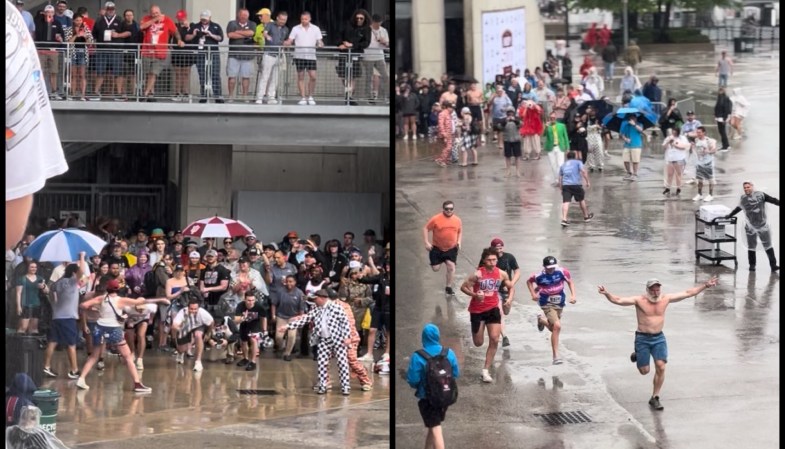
[104,15,116,28]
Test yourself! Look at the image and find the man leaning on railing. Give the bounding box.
[255,10,289,105]
[226,8,256,101]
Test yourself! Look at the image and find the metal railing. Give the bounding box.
[35,42,390,105]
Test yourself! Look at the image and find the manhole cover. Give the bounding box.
[534,411,592,425]
[237,389,278,395]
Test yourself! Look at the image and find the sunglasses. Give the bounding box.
[443,207,454,211]
[224,241,233,244]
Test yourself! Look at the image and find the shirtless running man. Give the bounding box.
[460,247,514,383]
[597,276,718,410]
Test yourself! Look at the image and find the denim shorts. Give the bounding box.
[92,325,125,347]
[634,331,668,368]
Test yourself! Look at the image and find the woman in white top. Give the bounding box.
[662,128,691,197]
[583,67,605,99]
[76,279,152,392]
[729,87,750,140]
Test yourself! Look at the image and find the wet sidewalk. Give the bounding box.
[395,44,779,449]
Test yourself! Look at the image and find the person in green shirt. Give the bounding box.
[542,111,570,186]
[16,261,49,334]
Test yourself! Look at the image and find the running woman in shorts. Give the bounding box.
[460,247,514,383]
[527,256,576,365]
[423,201,462,295]
[597,276,718,410]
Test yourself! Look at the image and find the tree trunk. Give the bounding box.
[662,0,673,42]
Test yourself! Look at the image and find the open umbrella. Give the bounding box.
[25,228,108,262]
[602,108,657,133]
[182,216,254,239]
[450,74,479,84]
[628,95,659,125]
[577,98,614,118]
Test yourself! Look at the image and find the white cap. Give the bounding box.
[44,5,55,11]
[64,9,73,18]
[200,9,211,18]
[189,251,201,258]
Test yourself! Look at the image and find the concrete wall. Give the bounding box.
[179,144,233,226]
[411,0,446,79]
[465,0,546,82]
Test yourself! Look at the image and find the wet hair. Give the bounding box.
[285,274,297,282]
[671,128,681,136]
[64,263,80,278]
[696,126,707,133]
[188,297,201,306]
[480,247,499,265]
[244,289,256,298]
[566,151,577,160]
[667,98,677,106]
[442,200,454,209]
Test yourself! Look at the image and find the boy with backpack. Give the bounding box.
[407,323,460,449]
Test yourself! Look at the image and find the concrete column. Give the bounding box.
[179,144,233,226]
[412,0,446,79]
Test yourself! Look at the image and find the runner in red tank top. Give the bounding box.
[460,247,514,384]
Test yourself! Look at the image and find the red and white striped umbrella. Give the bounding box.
[182,216,254,238]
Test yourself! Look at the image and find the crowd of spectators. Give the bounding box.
[19,0,389,104]
[6,215,392,391]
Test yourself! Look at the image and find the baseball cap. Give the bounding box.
[44,5,55,11]
[314,289,330,298]
[348,261,363,269]
[174,230,183,235]
[184,240,198,247]
[460,107,471,115]
[363,229,376,236]
[262,244,275,251]
[256,7,271,15]
[543,256,558,268]
[137,228,148,235]
[286,231,298,238]
[175,10,187,20]
[686,110,695,115]
[646,279,662,289]
[15,1,24,5]
[189,251,201,258]
[248,249,259,255]
[506,106,515,113]
[104,1,115,8]
[245,233,257,240]
[174,264,184,272]
[206,249,218,257]
[200,9,211,19]
[490,238,504,247]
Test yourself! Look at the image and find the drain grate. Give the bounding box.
[534,411,592,425]
[237,389,278,395]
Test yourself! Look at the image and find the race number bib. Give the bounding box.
[104,30,113,42]
[547,295,562,305]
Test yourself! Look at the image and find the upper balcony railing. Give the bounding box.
[36,42,390,106]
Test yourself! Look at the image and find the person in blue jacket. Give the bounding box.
[5,373,37,428]
[407,323,460,449]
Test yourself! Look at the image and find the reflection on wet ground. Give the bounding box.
[395,44,779,449]
[39,349,389,447]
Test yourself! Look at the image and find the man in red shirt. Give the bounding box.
[139,5,183,101]
[460,247,514,383]
[423,200,462,295]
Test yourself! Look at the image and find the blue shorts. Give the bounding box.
[92,324,125,347]
[634,331,668,368]
[94,51,122,75]
[48,319,79,346]
[538,291,565,308]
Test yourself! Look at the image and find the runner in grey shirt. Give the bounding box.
[724,181,780,272]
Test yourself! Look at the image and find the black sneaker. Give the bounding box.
[224,357,235,365]
[445,287,455,295]
[67,370,80,379]
[675,189,681,196]
[630,352,637,363]
[649,396,664,410]
[584,213,594,223]
[245,361,257,371]
[502,336,510,347]
[663,188,670,196]
[561,220,569,227]
[43,367,58,378]
[236,358,249,367]
[283,355,293,362]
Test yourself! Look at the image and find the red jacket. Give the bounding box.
[518,103,544,136]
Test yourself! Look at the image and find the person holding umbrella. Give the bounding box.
[620,113,644,181]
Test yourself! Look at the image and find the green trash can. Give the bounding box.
[32,389,60,435]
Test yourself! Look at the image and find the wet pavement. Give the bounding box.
[39,348,389,448]
[395,44,779,449]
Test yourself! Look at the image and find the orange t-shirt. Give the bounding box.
[426,213,462,251]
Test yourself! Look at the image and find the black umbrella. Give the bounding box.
[602,108,657,133]
[577,98,614,118]
[450,74,479,84]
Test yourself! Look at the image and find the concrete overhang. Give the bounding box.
[52,102,390,147]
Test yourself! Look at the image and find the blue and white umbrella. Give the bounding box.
[25,228,109,262]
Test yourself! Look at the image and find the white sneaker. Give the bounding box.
[135,358,144,371]
[307,96,316,105]
[402,135,409,141]
[481,369,493,383]
[703,194,714,202]
[412,135,417,141]
[254,99,263,104]
[175,352,184,364]
[692,194,703,202]
[76,377,90,390]
[193,361,203,372]
[358,353,374,362]
[298,98,307,105]
[685,179,696,185]
[381,353,390,361]
[267,99,279,105]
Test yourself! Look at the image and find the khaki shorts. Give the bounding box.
[541,306,563,325]
[143,57,168,76]
[38,52,60,74]
[622,148,642,163]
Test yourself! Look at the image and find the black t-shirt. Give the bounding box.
[92,14,126,47]
[234,301,265,332]
[200,264,231,306]
[496,252,519,292]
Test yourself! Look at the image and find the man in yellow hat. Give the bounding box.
[254,9,289,105]
[253,8,272,49]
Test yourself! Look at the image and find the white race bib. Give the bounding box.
[547,295,561,305]
[104,30,112,42]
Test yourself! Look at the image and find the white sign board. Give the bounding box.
[482,8,527,86]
